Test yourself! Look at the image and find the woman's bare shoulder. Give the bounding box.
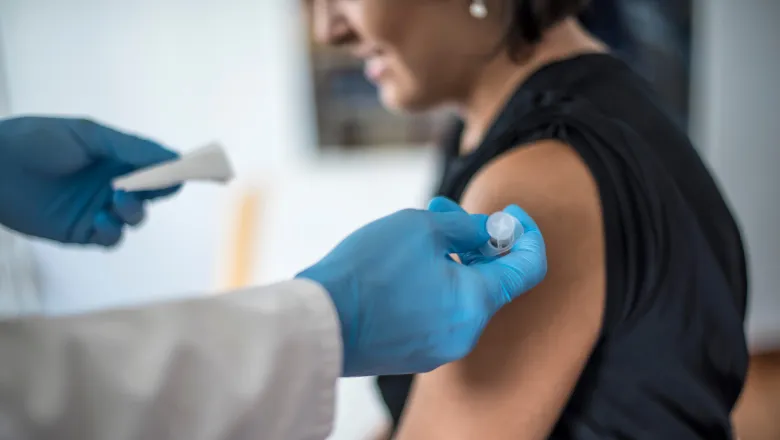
[395,139,607,440]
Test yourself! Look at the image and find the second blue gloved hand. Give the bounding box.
[297,197,547,377]
[0,117,180,246]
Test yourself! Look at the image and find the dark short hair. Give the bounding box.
[504,0,591,58]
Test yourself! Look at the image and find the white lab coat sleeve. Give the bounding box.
[0,279,342,440]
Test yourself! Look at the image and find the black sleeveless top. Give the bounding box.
[377,54,749,439]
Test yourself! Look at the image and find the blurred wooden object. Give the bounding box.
[224,188,261,290]
[732,350,780,440]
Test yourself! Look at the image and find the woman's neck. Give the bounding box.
[458,19,607,154]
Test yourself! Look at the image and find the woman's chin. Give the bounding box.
[377,86,407,113]
[378,85,430,114]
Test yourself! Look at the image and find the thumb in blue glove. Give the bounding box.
[427,196,547,305]
[297,198,547,377]
[0,117,181,246]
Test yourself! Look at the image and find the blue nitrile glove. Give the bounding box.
[0,117,180,246]
[297,197,547,377]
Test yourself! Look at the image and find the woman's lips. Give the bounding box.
[364,57,388,83]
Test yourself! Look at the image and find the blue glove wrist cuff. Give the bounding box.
[295,268,358,375]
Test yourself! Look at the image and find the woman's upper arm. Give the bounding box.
[395,139,607,440]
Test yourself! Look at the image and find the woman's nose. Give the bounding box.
[310,1,353,45]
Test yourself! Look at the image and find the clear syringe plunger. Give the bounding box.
[479,211,524,257]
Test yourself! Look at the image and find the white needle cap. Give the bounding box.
[480,211,524,257]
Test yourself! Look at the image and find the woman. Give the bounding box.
[310,0,748,438]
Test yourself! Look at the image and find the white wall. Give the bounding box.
[0,0,311,309]
[691,0,780,351]
[0,0,436,437]
[0,19,9,116]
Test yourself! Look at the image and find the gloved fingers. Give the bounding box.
[427,196,466,214]
[502,204,541,235]
[428,198,485,262]
[430,210,490,254]
[456,249,487,266]
[503,204,546,288]
[471,233,547,309]
[68,172,125,246]
[78,119,180,168]
[91,210,124,247]
[458,204,543,264]
[428,200,542,262]
[114,136,179,168]
[63,180,117,245]
[112,191,146,226]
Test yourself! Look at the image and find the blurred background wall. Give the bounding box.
[0,1,776,439]
[689,0,780,351]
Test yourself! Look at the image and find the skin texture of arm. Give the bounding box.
[394,139,607,440]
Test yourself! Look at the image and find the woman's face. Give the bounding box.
[309,0,505,112]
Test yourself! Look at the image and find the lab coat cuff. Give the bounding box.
[288,278,343,439]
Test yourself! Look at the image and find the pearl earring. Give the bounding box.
[469,0,488,19]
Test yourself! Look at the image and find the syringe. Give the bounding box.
[479,211,524,257]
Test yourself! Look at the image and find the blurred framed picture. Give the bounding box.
[303,14,451,152]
